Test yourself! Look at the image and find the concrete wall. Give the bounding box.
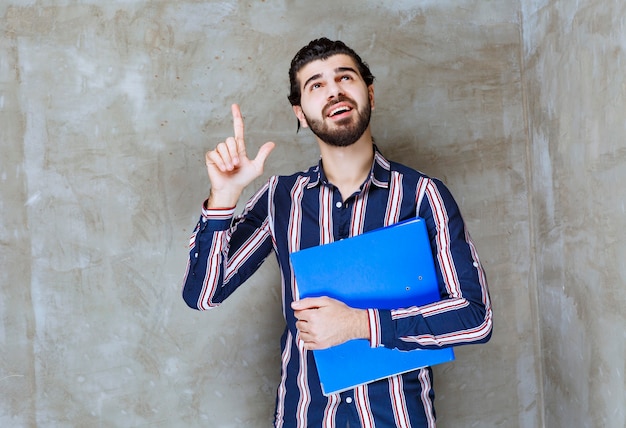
[521,1,626,427]
[0,0,622,427]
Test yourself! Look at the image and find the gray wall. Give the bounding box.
[521,0,626,427]
[0,1,623,427]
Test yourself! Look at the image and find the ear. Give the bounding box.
[368,84,375,110]
[292,105,309,129]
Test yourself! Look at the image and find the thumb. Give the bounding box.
[291,296,324,310]
[252,141,276,169]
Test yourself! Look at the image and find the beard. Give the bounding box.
[304,96,372,147]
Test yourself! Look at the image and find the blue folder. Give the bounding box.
[290,217,455,396]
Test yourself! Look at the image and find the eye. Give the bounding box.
[340,75,352,81]
[310,82,322,91]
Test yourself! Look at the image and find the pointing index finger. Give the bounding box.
[231,103,245,153]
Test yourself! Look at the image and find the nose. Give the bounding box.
[326,79,343,100]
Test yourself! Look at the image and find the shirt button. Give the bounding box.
[345,397,353,404]
[473,262,479,267]
[335,202,342,208]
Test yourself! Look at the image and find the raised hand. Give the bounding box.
[205,104,275,208]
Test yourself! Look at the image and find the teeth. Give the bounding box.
[330,106,350,116]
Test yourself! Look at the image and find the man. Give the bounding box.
[182,38,492,427]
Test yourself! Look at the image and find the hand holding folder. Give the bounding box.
[290,217,455,396]
[291,296,370,351]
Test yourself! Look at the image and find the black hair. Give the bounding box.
[287,38,375,107]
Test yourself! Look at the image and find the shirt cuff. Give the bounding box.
[367,308,394,348]
[367,309,381,347]
[200,200,235,230]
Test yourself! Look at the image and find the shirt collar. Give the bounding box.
[305,145,391,189]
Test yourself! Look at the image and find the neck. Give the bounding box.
[317,130,375,199]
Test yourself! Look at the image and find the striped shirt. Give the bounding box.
[182,147,492,427]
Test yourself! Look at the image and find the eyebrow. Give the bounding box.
[302,66,360,91]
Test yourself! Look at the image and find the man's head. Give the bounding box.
[288,38,376,147]
[288,38,375,107]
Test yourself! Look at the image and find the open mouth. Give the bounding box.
[327,104,353,118]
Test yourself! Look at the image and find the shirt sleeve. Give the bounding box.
[181,184,274,310]
[371,178,493,350]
